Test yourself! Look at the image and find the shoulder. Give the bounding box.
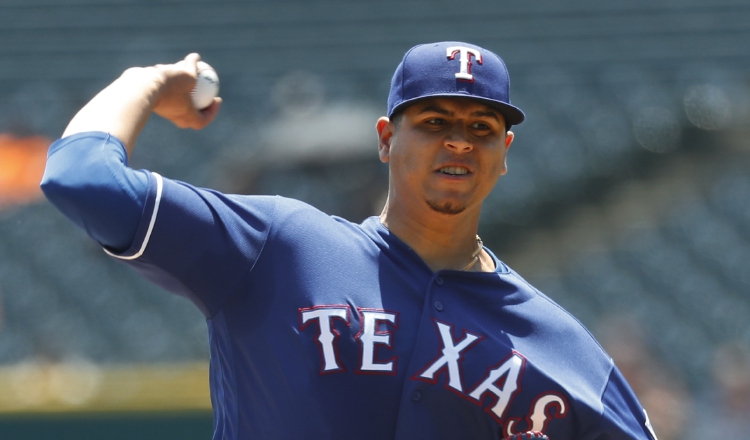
[499,266,616,395]
[507,266,606,349]
[235,195,375,250]
[261,196,357,233]
[525,273,611,363]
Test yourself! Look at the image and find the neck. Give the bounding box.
[380,198,487,272]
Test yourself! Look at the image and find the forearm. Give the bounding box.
[62,53,221,155]
[62,67,164,155]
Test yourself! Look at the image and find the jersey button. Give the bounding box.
[434,301,444,311]
[435,276,444,285]
[411,391,422,402]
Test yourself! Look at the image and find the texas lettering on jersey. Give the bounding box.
[299,305,569,436]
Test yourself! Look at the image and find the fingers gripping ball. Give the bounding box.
[502,432,550,440]
[192,61,220,110]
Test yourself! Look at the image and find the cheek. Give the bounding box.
[494,142,511,175]
[486,150,508,178]
[391,137,427,173]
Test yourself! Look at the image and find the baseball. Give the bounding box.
[192,61,220,110]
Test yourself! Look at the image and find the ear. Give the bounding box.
[376,117,393,164]
[500,130,514,176]
[505,130,514,149]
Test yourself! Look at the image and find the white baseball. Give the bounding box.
[192,61,220,110]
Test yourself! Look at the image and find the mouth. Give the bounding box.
[438,166,470,176]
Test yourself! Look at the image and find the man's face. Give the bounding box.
[377,97,514,216]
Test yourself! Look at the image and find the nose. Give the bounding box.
[444,125,473,153]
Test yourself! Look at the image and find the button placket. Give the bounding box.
[433,275,446,312]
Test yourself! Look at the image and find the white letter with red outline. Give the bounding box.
[357,309,398,373]
[468,351,525,420]
[300,306,350,373]
[446,46,483,81]
[416,320,483,392]
[504,393,568,437]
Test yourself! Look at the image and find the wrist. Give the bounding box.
[117,66,165,109]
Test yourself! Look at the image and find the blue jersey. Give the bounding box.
[42,133,658,440]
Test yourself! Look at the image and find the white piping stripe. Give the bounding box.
[104,172,164,260]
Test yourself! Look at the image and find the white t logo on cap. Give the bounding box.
[446,46,483,81]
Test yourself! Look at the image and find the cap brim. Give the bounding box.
[389,93,525,126]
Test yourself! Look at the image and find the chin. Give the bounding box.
[426,200,466,215]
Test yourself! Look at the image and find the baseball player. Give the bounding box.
[41,42,658,439]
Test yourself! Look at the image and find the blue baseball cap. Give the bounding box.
[387,41,525,127]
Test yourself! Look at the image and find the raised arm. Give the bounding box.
[62,53,221,154]
[42,53,221,251]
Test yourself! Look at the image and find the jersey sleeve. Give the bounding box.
[113,174,276,317]
[584,366,659,440]
[41,131,276,318]
[41,131,149,251]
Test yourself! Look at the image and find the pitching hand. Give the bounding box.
[63,53,222,153]
[151,53,222,130]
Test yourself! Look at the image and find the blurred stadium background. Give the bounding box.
[1,0,750,438]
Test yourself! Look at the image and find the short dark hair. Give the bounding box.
[390,109,405,129]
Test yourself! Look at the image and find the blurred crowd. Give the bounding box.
[596,315,750,440]
[0,1,749,437]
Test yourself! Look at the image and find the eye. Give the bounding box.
[425,117,446,126]
[470,121,494,133]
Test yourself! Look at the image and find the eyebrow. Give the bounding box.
[471,110,501,121]
[416,104,500,121]
[417,104,451,116]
